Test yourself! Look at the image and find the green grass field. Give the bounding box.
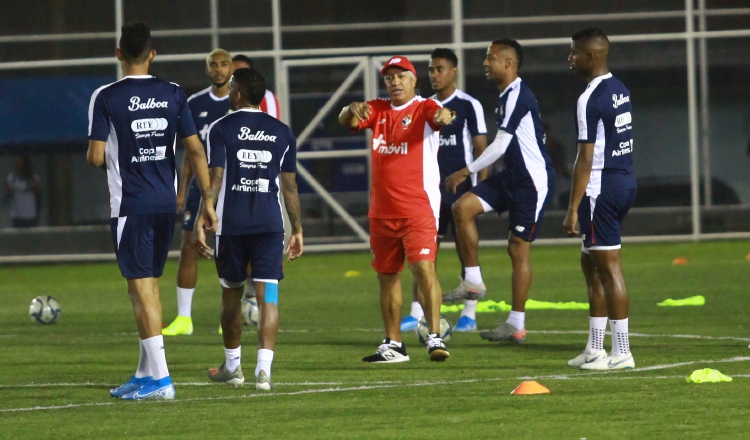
[2,240,750,439]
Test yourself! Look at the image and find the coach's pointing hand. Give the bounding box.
[347,102,372,121]
[433,107,454,126]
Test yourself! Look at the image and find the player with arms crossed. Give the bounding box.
[401,48,488,333]
[339,55,454,362]
[163,48,233,336]
[446,39,555,344]
[87,22,216,400]
[564,28,637,370]
[194,68,303,389]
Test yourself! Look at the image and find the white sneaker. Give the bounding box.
[567,349,607,367]
[255,370,272,391]
[580,353,635,370]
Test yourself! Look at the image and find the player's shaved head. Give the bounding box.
[230,68,266,108]
[491,38,523,69]
[569,28,610,80]
[206,48,232,65]
[119,22,152,63]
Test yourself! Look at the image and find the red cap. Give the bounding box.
[381,55,417,77]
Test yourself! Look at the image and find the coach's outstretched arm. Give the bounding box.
[338,102,372,129]
[182,134,218,231]
[281,171,303,261]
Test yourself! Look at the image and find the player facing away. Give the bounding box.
[445,40,555,345]
[563,28,637,370]
[400,48,488,333]
[163,48,233,337]
[87,22,217,400]
[339,55,454,362]
[194,68,303,389]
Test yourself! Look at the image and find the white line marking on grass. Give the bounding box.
[529,330,750,342]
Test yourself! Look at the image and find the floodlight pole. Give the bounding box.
[685,0,701,238]
[114,0,123,79]
[698,0,712,207]
[451,0,466,91]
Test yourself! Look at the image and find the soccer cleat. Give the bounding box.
[425,333,450,361]
[162,316,193,336]
[362,338,410,363]
[207,362,245,386]
[255,370,272,391]
[121,376,175,400]
[441,279,486,303]
[580,353,635,370]
[567,349,608,367]
[454,315,477,332]
[400,315,419,332]
[479,322,526,344]
[109,375,152,398]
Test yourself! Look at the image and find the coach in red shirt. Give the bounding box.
[339,56,454,363]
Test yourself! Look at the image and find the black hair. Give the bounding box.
[232,68,266,106]
[491,38,524,69]
[119,22,152,63]
[232,54,254,69]
[572,27,610,44]
[430,48,458,67]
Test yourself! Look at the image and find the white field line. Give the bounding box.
[2,356,750,413]
[529,330,750,342]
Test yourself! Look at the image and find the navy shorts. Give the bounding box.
[469,174,553,242]
[437,180,471,237]
[578,188,637,251]
[182,180,201,232]
[110,213,176,279]
[215,232,285,288]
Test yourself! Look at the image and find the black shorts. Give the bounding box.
[215,232,285,288]
[578,188,637,251]
[110,213,176,278]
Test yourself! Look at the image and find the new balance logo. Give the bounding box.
[419,248,430,255]
[382,352,396,360]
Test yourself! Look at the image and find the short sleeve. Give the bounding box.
[577,95,599,143]
[88,90,110,141]
[206,121,226,168]
[176,88,198,139]
[466,99,487,137]
[280,126,297,173]
[498,88,527,135]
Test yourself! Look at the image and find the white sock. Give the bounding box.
[142,335,169,380]
[225,346,241,373]
[135,340,151,378]
[410,301,424,319]
[610,318,631,357]
[464,266,483,285]
[255,349,274,378]
[461,300,477,320]
[176,287,195,318]
[506,311,525,329]
[585,316,608,355]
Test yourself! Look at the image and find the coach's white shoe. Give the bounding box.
[580,353,635,370]
[567,349,607,367]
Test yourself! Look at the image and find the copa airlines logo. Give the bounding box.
[614,112,632,127]
[371,134,408,155]
[232,177,270,193]
[612,94,630,108]
[439,134,457,147]
[238,127,277,142]
[613,139,633,156]
[131,118,168,132]
[131,146,167,163]
[237,149,273,163]
[128,97,168,111]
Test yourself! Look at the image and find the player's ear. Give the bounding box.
[115,47,123,61]
[147,49,156,63]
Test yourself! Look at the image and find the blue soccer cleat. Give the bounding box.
[121,376,175,401]
[454,315,477,332]
[110,375,153,398]
[400,316,419,332]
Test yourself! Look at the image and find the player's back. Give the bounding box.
[207,108,296,235]
[89,75,196,217]
[576,73,636,194]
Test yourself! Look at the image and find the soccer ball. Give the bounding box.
[241,298,259,326]
[29,296,61,324]
[417,315,452,344]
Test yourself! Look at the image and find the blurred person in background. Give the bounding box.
[5,154,42,228]
[232,55,280,119]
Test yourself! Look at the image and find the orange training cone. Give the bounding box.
[672,257,688,265]
[745,253,750,261]
[510,380,550,395]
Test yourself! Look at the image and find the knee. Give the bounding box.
[506,240,527,262]
[452,200,471,222]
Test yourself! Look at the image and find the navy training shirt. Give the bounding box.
[432,89,487,205]
[207,108,297,236]
[88,75,197,217]
[576,72,637,195]
[186,86,231,194]
[495,77,554,194]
